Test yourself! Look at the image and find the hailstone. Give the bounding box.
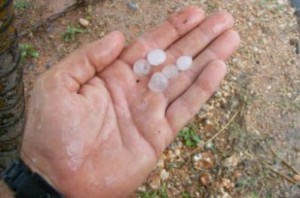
[148,72,169,92]
[176,56,193,71]
[162,65,179,79]
[147,49,167,66]
[133,59,151,76]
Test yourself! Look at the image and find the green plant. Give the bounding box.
[139,184,169,198]
[207,2,217,11]
[140,191,158,198]
[20,43,39,60]
[159,183,168,198]
[14,0,30,10]
[62,25,85,42]
[179,126,201,147]
[251,192,259,198]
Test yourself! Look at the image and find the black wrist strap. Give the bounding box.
[1,159,63,198]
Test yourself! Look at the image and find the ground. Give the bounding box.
[14,0,300,197]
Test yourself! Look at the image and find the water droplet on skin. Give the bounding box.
[162,65,179,79]
[148,72,169,92]
[176,56,193,71]
[147,49,167,66]
[133,59,151,76]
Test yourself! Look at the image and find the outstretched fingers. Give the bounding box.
[120,6,205,65]
[166,60,227,133]
[164,29,240,102]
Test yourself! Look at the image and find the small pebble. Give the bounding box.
[127,2,139,11]
[79,18,90,27]
[176,56,193,71]
[204,141,214,150]
[293,174,300,181]
[147,49,167,66]
[193,153,202,162]
[133,59,151,76]
[160,169,169,181]
[162,65,179,79]
[149,175,161,190]
[148,72,169,92]
[199,173,211,186]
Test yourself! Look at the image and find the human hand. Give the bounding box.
[21,7,240,198]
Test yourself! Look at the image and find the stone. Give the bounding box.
[137,186,147,192]
[148,72,169,92]
[133,59,151,76]
[221,178,234,191]
[223,155,239,168]
[193,153,203,162]
[176,56,193,71]
[204,141,214,150]
[162,65,179,79]
[156,158,165,168]
[147,49,166,66]
[160,169,169,181]
[193,152,214,170]
[293,174,300,181]
[127,2,139,10]
[79,18,90,27]
[149,175,161,190]
[199,173,211,186]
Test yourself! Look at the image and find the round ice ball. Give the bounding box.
[148,72,169,93]
[133,59,151,76]
[147,49,167,66]
[162,65,179,79]
[176,56,193,71]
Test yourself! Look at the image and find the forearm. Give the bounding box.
[0,180,14,198]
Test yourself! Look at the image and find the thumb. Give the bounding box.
[50,31,125,90]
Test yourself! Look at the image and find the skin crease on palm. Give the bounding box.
[20,6,240,198]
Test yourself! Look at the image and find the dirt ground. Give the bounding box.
[14,0,300,197]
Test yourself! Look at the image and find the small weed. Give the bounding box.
[14,0,30,10]
[179,126,201,147]
[159,183,168,198]
[182,192,193,198]
[139,184,168,198]
[20,43,39,60]
[207,2,218,11]
[140,191,158,198]
[62,25,85,42]
[251,192,259,198]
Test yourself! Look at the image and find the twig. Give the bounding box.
[204,108,241,146]
[265,164,300,186]
[186,107,242,158]
[270,147,300,175]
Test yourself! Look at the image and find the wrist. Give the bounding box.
[1,158,63,197]
[20,152,54,188]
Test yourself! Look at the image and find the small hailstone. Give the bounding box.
[162,65,179,79]
[133,59,151,76]
[147,49,167,66]
[148,72,169,92]
[176,56,193,71]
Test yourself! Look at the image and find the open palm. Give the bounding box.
[21,7,240,198]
